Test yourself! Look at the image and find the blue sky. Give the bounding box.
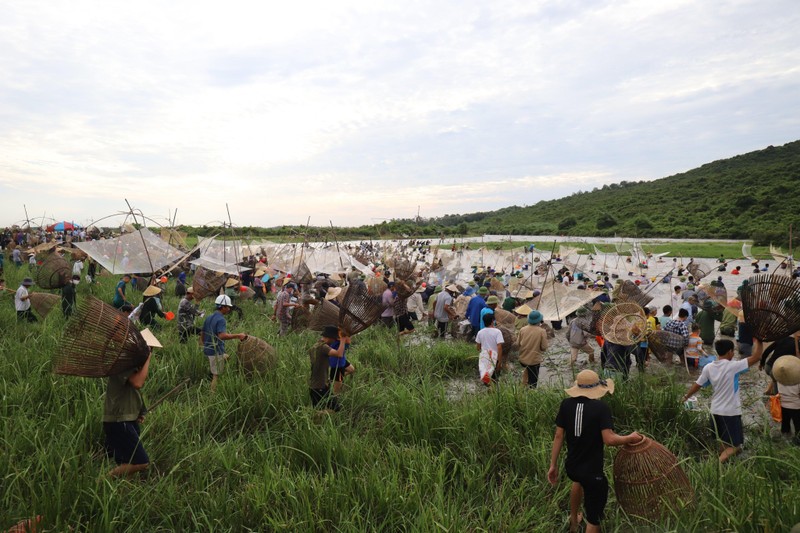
[1,0,798,228]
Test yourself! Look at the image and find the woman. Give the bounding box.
[139,285,166,328]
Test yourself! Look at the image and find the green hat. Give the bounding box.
[527,310,543,325]
[702,299,715,310]
[468,280,476,287]
[434,286,443,293]
[502,297,516,311]
[486,295,499,305]
[477,286,489,295]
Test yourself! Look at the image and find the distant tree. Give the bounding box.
[558,217,577,231]
[632,217,653,232]
[457,222,468,236]
[596,213,617,230]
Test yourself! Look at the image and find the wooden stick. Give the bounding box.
[147,378,190,413]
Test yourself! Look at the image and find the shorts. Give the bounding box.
[208,353,227,375]
[329,365,349,382]
[104,421,149,465]
[712,414,744,447]
[568,473,608,526]
[396,313,414,332]
[310,387,341,411]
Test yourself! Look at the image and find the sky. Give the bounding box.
[1,0,798,229]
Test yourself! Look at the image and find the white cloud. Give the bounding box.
[1,0,798,228]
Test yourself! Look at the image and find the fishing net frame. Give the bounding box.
[612,280,654,307]
[646,330,687,363]
[35,253,71,289]
[53,296,150,378]
[599,302,647,346]
[338,280,384,336]
[308,300,341,332]
[236,335,276,375]
[30,292,60,318]
[739,274,800,342]
[192,266,226,300]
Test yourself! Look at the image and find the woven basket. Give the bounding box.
[291,305,311,332]
[365,276,387,296]
[687,262,710,281]
[493,308,516,329]
[308,300,341,332]
[394,279,415,299]
[236,336,276,375]
[54,296,150,378]
[391,258,416,282]
[35,254,71,289]
[239,286,255,301]
[599,303,647,346]
[612,280,653,307]
[498,324,517,354]
[740,274,800,342]
[293,261,314,285]
[30,292,60,318]
[192,266,226,300]
[339,280,384,336]
[489,278,505,293]
[614,436,694,520]
[647,330,686,363]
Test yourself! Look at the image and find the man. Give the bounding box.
[548,370,641,533]
[406,284,426,321]
[177,287,203,343]
[381,281,397,327]
[695,299,722,346]
[72,258,84,277]
[434,284,457,338]
[476,313,504,386]
[15,277,36,322]
[568,308,595,367]
[12,247,22,267]
[61,274,80,318]
[201,295,248,392]
[681,295,698,324]
[517,310,548,388]
[309,325,350,412]
[112,274,131,309]
[466,286,489,340]
[103,346,151,478]
[682,338,764,462]
[273,282,299,336]
[664,308,691,363]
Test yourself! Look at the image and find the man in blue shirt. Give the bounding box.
[201,295,247,392]
[466,286,489,341]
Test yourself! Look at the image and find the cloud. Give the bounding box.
[0,0,798,228]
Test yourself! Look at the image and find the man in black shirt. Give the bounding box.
[548,370,641,533]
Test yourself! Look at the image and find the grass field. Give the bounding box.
[1,263,799,531]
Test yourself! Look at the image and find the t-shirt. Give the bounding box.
[310,342,332,389]
[112,280,127,307]
[466,296,487,328]
[686,335,704,359]
[696,358,750,416]
[475,326,504,356]
[381,289,395,318]
[778,381,800,410]
[15,286,30,311]
[103,368,144,423]
[434,291,453,322]
[328,340,349,369]
[555,396,614,479]
[202,311,227,356]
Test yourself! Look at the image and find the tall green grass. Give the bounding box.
[0,264,798,531]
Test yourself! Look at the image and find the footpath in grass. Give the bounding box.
[1,265,798,532]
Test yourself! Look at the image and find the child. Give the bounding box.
[682,339,764,462]
[685,323,708,369]
[329,334,355,395]
[309,326,349,411]
[659,305,673,330]
[548,370,641,533]
[476,313,504,386]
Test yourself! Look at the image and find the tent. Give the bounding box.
[46,221,82,232]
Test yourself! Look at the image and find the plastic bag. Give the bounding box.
[769,394,782,423]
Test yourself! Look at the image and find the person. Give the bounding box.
[659,305,673,330]
[601,340,634,380]
[252,273,266,304]
[406,284,426,321]
[201,295,248,392]
[139,285,166,328]
[72,258,84,277]
[12,247,22,267]
[15,277,36,322]
[719,304,739,338]
[175,271,187,298]
[380,281,396,327]
[776,348,800,444]
[670,286,683,318]
[634,306,658,370]
[568,308,595,367]
[685,323,709,369]
[466,286,489,340]
[517,310,548,388]
[309,325,350,411]
[87,259,97,283]
[480,295,500,330]
[28,252,36,271]
[393,292,415,335]
[112,274,131,309]
[328,333,355,395]
[273,282,299,336]
[548,370,641,533]
[731,266,740,275]
[695,299,722,346]
[682,338,764,462]
[103,346,151,478]
[61,274,80,318]
[434,284,457,338]
[476,313,504,386]
[737,310,753,356]
[177,287,203,343]
[664,308,691,364]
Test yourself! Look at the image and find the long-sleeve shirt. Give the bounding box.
[177,297,201,331]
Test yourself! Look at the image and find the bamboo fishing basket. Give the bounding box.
[239,286,255,301]
[236,335,276,375]
[612,280,653,307]
[647,330,687,363]
[687,262,710,281]
[308,300,341,332]
[293,261,314,285]
[365,275,387,295]
[599,303,647,346]
[35,253,71,289]
[291,305,311,332]
[30,292,60,318]
[493,308,516,329]
[54,296,150,378]
[739,274,800,342]
[390,258,416,282]
[498,324,517,355]
[192,266,226,300]
[613,436,694,521]
[339,280,384,336]
[489,278,505,293]
[394,279,415,299]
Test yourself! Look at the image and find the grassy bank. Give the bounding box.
[1,264,798,531]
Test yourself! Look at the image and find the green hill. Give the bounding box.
[431,140,800,245]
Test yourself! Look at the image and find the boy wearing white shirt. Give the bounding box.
[683,338,763,462]
[476,313,504,386]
